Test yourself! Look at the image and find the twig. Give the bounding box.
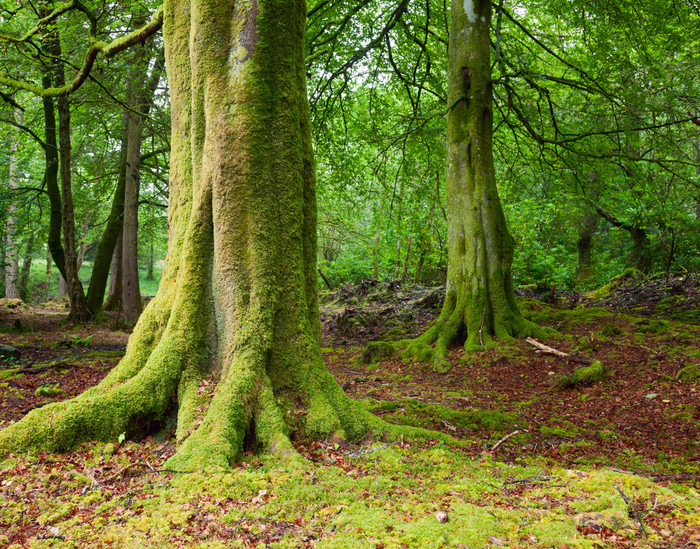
[478,307,486,351]
[345,441,398,458]
[614,485,648,539]
[491,427,527,451]
[643,496,680,520]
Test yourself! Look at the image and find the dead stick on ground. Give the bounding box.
[19,361,73,374]
[614,485,648,539]
[478,307,486,351]
[643,496,680,520]
[491,428,527,451]
[525,338,592,365]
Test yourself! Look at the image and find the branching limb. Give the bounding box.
[0,6,163,98]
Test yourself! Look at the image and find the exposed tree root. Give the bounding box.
[399,291,555,371]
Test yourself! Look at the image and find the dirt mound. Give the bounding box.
[319,279,444,343]
[587,272,700,323]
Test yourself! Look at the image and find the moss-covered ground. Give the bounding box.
[1,282,699,547]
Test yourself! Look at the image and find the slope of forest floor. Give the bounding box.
[0,275,698,548]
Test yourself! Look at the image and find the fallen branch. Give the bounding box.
[614,485,648,539]
[525,338,592,364]
[18,361,73,374]
[491,427,527,451]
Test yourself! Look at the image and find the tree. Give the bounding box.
[401,0,548,368]
[0,0,397,469]
[4,108,22,299]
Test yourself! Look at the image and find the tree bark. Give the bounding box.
[41,73,65,285]
[401,0,547,369]
[85,33,164,316]
[4,109,21,299]
[120,38,156,325]
[19,232,35,300]
[0,0,404,469]
[577,210,598,282]
[86,112,128,313]
[103,232,123,312]
[146,238,154,281]
[49,30,91,321]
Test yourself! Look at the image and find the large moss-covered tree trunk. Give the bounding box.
[0,0,384,469]
[402,0,546,370]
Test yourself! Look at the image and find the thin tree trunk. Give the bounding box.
[401,239,412,281]
[121,111,143,324]
[49,30,90,320]
[577,211,598,282]
[85,36,164,316]
[414,240,428,283]
[42,72,65,284]
[104,233,123,311]
[146,237,154,280]
[372,219,382,280]
[4,109,21,299]
[45,246,52,290]
[19,233,35,300]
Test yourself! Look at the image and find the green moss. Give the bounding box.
[677,364,699,381]
[35,384,66,398]
[600,323,624,337]
[589,268,643,299]
[360,341,396,365]
[635,319,669,333]
[82,350,126,359]
[0,368,20,380]
[557,360,608,388]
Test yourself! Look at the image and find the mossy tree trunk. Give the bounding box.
[0,0,386,469]
[402,0,546,370]
[50,28,91,321]
[4,109,21,299]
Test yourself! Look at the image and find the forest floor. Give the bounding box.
[0,274,699,548]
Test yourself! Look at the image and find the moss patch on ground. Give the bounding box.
[1,441,698,548]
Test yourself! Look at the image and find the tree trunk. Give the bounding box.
[86,110,128,314]
[103,233,123,312]
[42,73,65,285]
[146,238,154,281]
[401,239,412,281]
[19,233,35,300]
[4,110,21,299]
[120,39,156,325]
[45,246,52,290]
[372,219,382,280]
[58,275,68,297]
[401,0,546,369]
[85,35,164,316]
[50,32,91,321]
[121,111,143,324]
[0,0,397,469]
[577,210,598,282]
